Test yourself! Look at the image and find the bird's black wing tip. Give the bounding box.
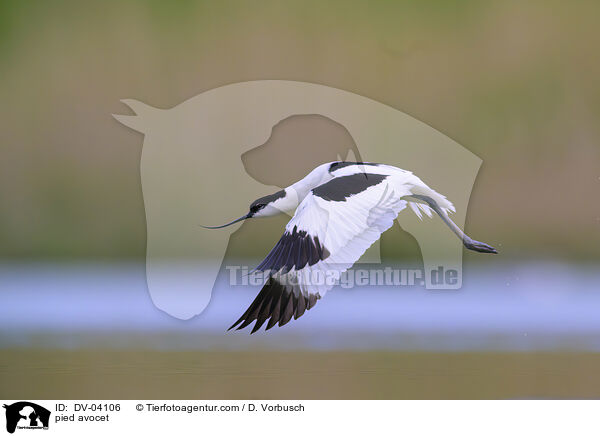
[227,277,319,334]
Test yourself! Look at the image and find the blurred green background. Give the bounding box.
[1,0,598,262]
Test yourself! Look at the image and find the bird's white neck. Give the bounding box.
[267,187,300,215]
[257,162,334,217]
[289,162,334,200]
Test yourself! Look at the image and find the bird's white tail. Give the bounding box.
[406,181,455,220]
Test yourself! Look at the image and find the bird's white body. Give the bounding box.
[260,162,455,296]
[203,161,497,333]
[255,161,452,217]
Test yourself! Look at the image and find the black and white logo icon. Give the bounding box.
[3,402,50,434]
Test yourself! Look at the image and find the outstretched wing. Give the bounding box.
[230,172,411,333]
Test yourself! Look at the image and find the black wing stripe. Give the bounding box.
[281,238,296,273]
[235,300,264,330]
[230,276,321,333]
[271,235,292,271]
[265,294,282,330]
[300,237,312,267]
[328,161,380,172]
[229,286,267,330]
[313,173,388,202]
[295,238,308,271]
[277,290,293,327]
[257,246,278,273]
[307,237,320,266]
[295,292,306,320]
[279,294,295,327]
[307,293,318,310]
[255,227,330,273]
[251,294,274,334]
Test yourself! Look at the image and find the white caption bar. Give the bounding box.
[1,400,597,436]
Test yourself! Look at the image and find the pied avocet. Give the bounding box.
[202,161,497,333]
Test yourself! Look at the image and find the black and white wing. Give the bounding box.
[229,172,413,333]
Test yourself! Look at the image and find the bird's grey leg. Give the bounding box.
[407,195,498,254]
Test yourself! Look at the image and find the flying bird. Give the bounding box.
[202,161,497,333]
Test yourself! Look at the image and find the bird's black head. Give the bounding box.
[248,189,286,217]
[200,189,287,229]
[249,198,268,216]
